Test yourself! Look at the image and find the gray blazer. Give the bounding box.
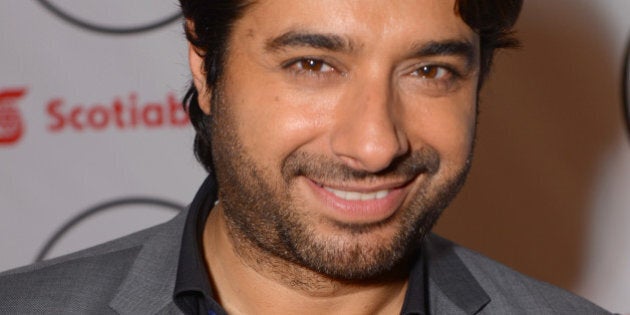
[0,208,611,314]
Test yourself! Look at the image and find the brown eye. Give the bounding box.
[407,64,463,94]
[300,59,324,71]
[291,58,335,73]
[416,65,447,79]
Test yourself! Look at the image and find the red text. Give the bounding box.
[47,92,189,132]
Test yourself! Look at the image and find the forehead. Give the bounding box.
[234,0,475,47]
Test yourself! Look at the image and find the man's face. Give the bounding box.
[204,0,479,280]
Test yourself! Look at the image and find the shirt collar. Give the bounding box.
[173,175,222,314]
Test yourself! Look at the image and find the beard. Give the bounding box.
[209,87,472,282]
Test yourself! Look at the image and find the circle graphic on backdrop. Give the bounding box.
[35,197,184,262]
[36,0,182,35]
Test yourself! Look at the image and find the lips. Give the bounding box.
[323,186,389,201]
[305,178,413,224]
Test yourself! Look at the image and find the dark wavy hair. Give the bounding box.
[179,0,523,174]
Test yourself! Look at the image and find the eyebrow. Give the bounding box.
[265,31,354,53]
[410,40,478,68]
[265,31,477,67]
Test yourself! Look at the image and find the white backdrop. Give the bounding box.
[0,0,205,269]
[1,1,628,312]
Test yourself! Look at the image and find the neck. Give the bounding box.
[202,204,409,315]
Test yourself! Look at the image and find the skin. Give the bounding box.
[189,0,480,314]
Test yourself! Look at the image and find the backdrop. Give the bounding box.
[1,1,628,312]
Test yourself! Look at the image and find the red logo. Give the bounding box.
[0,88,27,145]
[46,92,189,132]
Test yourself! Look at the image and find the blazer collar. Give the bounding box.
[427,234,491,314]
[108,208,188,314]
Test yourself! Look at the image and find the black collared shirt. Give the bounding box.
[173,175,225,315]
[172,176,489,315]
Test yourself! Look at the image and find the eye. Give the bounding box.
[405,63,465,94]
[412,65,451,80]
[286,58,336,73]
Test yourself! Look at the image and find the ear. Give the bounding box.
[188,44,212,115]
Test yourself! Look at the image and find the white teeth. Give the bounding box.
[324,187,389,201]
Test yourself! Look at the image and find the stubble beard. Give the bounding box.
[209,87,472,283]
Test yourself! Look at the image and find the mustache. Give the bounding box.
[281,147,440,183]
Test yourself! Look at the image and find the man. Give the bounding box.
[0,0,612,314]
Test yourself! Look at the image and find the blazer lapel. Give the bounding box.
[109,209,189,314]
[425,234,491,314]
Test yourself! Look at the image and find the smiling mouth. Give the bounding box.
[323,187,390,201]
[310,176,414,203]
[306,178,412,224]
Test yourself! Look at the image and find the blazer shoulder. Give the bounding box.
[430,235,611,314]
[1,219,158,276]
[0,245,141,313]
[0,213,183,313]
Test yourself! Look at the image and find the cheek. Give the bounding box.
[223,79,332,168]
[404,95,476,166]
[428,113,474,162]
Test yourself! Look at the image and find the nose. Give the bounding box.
[330,77,409,173]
